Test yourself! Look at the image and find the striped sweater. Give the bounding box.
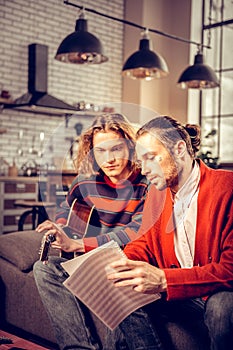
[56,170,149,252]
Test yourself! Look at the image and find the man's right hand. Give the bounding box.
[36,221,85,253]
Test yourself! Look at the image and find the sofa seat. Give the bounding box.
[0,230,57,344]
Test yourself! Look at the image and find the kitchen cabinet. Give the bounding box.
[0,171,76,234]
[0,177,39,233]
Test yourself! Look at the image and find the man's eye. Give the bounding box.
[112,145,124,152]
[147,155,155,161]
[114,145,123,150]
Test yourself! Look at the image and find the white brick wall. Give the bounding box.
[0,0,124,171]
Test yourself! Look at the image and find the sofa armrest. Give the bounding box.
[0,230,44,271]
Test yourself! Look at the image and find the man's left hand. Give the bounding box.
[106,259,167,294]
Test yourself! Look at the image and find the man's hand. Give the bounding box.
[36,220,85,253]
[107,259,167,294]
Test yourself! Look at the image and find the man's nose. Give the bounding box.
[104,150,115,163]
[141,162,150,175]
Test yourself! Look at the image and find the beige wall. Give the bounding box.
[122,0,191,124]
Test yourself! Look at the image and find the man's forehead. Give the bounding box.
[136,133,161,152]
[135,145,153,159]
[136,133,166,156]
[94,138,126,148]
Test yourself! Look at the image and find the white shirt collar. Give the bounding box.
[174,160,200,206]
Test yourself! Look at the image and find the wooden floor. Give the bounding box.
[0,330,51,350]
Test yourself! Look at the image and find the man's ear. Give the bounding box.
[174,140,186,158]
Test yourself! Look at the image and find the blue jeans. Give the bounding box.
[34,257,131,350]
[118,291,233,350]
[34,257,101,350]
[34,257,233,350]
[204,291,233,350]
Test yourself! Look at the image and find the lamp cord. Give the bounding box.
[64,0,211,49]
[207,0,213,48]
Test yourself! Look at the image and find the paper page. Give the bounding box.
[61,240,123,276]
[62,241,160,330]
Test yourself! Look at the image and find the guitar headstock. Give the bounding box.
[39,234,56,264]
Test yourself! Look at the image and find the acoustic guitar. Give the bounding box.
[39,199,98,263]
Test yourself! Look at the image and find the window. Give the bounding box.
[200,0,233,166]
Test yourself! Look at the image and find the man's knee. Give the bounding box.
[33,259,51,288]
[33,259,45,276]
[205,291,233,332]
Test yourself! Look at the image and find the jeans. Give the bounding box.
[118,291,233,350]
[34,257,233,350]
[205,291,233,350]
[34,257,101,350]
[33,256,159,350]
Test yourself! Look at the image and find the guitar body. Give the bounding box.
[60,251,77,260]
[60,199,100,259]
[65,200,96,237]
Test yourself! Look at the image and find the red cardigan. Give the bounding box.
[123,160,233,301]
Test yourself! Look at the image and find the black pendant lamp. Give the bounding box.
[177,49,219,89]
[122,30,169,81]
[55,11,108,64]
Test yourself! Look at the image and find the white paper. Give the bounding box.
[61,241,160,330]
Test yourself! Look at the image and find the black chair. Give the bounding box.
[14,200,56,230]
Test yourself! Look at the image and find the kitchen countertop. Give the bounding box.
[0,176,47,182]
[47,169,77,175]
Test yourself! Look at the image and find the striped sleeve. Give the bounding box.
[83,191,147,252]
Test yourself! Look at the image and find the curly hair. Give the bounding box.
[136,115,201,158]
[74,113,139,175]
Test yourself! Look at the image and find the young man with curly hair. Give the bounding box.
[34,113,149,350]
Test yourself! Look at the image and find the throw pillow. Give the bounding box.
[0,230,44,271]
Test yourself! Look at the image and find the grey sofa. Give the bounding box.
[0,230,210,350]
[0,230,58,347]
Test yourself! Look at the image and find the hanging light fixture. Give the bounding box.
[58,1,218,87]
[55,9,108,64]
[177,47,219,89]
[122,30,169,81]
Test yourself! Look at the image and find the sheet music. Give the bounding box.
[61,242,115,275]
[61,241,160,330]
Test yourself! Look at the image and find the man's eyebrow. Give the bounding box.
[94,141,125,150]
[141,151,157,157]
[94,146,105,150]
[111,142,125,147]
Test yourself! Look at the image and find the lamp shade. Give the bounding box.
[122,35,169,80]
[177,53,219,89]
[55,18,108,64]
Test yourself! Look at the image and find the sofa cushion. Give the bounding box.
[0,230,44,271]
